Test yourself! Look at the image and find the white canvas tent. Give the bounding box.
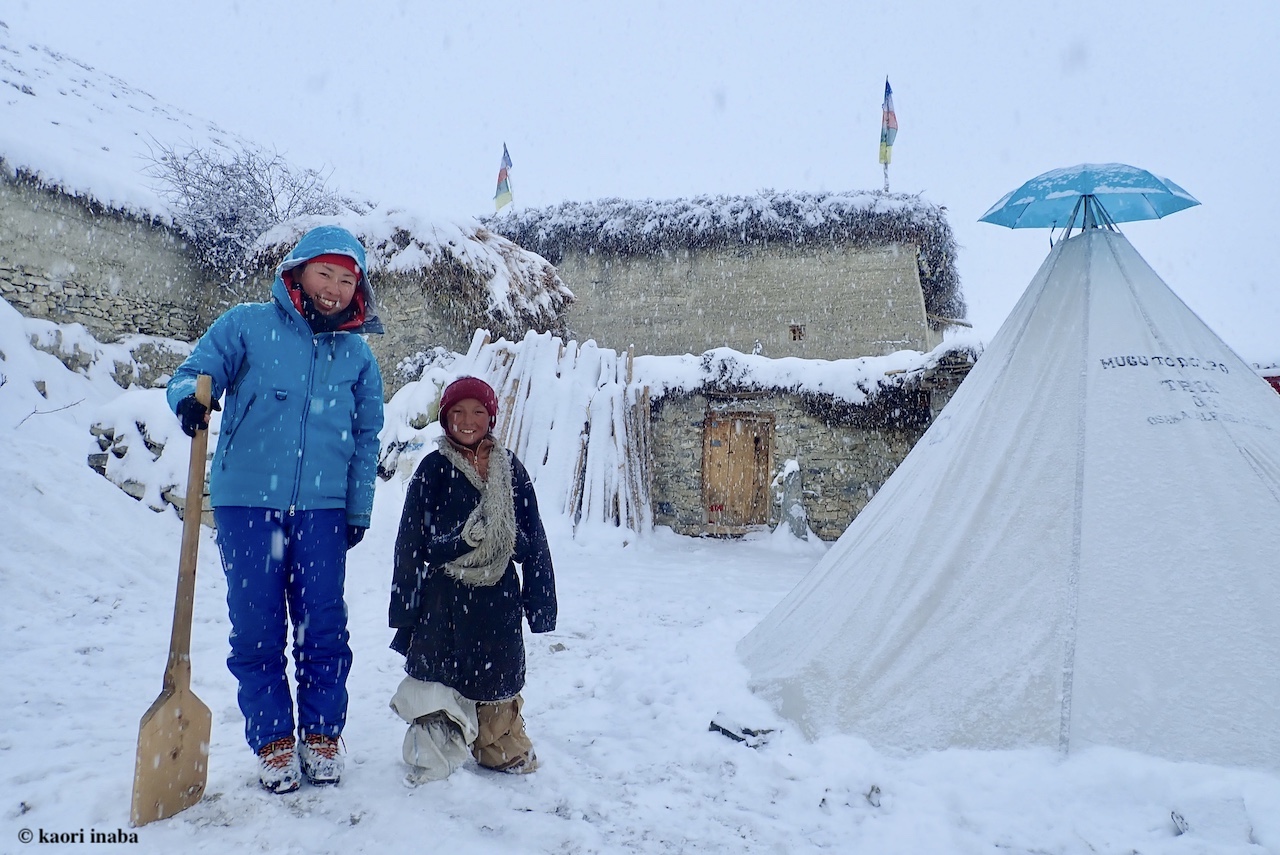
[738,228,1280,770]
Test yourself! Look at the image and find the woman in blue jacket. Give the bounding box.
[167,224,384,793]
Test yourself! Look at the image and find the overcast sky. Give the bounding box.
[5,1,1278,363]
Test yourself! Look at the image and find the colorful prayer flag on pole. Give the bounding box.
[494,143,514,212]
[879,79,897,167]
[875,78,896,191]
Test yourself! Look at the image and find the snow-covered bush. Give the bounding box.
[376,350,461,480]
[253,213,574,342]
[145,141,359,280]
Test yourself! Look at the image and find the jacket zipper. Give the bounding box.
[287,333,321,515]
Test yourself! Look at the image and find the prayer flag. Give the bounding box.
[879,79,897,166]
[494,143,514,211]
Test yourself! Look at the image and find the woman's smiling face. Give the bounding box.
[299,261,358,315]
[445,398,491,445]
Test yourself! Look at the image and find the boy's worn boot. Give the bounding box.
[473,696,537,774]
[403,712,471,786]
[299,733,343,785]
[258,736,302,794]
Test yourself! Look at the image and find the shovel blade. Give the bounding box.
[130,685,211,827]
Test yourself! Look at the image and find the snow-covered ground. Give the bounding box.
[4,9,1280,850]
[3,304,1280,854]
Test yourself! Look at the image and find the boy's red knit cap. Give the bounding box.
[439,376,499,427]
[305,253,361,277]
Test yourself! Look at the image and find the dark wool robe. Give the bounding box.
[389,447,557,702]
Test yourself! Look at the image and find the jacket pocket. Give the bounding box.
[219,392,257,469]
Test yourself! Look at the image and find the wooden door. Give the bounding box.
[703,412,773,531]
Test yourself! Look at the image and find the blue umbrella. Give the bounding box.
[979,163,1200,230]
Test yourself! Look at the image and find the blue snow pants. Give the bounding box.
[214,507,352,752]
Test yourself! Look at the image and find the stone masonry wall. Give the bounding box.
[0,177,208,343]
[0,177,483,399]
[3,174,945,397]
[4,176,961,542]
[650,392,926,541]
[559,243,941,360]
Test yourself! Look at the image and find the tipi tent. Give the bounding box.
[738,228,1280,770]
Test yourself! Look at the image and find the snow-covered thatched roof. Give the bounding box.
[0,20,257,220]
[486,190,965,322]
[253,213,573,334]
[636,331,983,428]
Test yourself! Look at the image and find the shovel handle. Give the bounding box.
[166,375,212,691]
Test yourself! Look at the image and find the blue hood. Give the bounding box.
[276,224,385,335]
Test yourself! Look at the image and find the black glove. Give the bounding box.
[176,395,220,437]
[346,525,367,550]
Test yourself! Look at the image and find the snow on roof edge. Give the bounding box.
[251,211,573,328]
[632,329,982,413]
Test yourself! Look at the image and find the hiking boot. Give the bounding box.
[299,733,343,785]
[257,736,301,794]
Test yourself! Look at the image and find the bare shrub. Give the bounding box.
[146,142,354,280]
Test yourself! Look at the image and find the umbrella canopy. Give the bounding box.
[979,163,1200,229]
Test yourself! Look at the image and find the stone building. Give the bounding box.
[490,191,974,539]
[232,217,572,397]
[2,172,970,544]
[0,167,571,397]
[0,28,571,398]
[383,332,978,542]
[635,345,976,540]
[488,190,965,360]
[3,24,976,541]
[0,172,208,344]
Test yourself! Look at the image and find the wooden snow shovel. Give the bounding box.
[130,375,214,827]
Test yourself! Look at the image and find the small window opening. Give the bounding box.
[790,324,806,342]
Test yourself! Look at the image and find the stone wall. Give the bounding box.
[3,174,945,398]
[4,175,971,542]
[0,176,497,398]
[0,177,208,343]
[558,243,941,360]
[650,391,929,541]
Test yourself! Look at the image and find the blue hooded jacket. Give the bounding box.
[167,225,385,526]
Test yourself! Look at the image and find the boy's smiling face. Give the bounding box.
[299,261,358,314]
[446,398,491,445]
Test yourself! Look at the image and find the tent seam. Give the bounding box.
[1057,234,1094,754]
